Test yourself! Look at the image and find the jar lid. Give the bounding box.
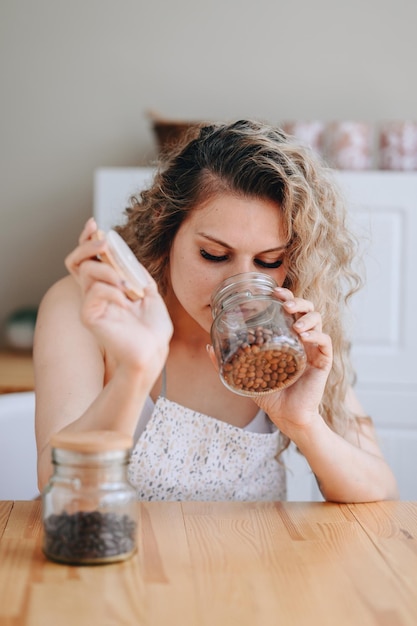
[49,430,133,453]
[96,229,148,301]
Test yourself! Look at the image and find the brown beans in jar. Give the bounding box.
[219,325,306,395]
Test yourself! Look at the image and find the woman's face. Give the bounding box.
[169,192,288,333]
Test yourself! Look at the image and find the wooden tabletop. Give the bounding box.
[1,500,416,625]
[0,351,34,393]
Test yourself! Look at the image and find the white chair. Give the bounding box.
[0,391,39,499]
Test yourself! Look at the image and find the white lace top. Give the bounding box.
[128,394,286,502]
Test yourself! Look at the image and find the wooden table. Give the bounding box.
[1,500,416,625]
[0,351,34,393]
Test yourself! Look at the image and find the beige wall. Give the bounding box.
[1,0,416,346]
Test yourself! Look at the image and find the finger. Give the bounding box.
[78,259,126,294]
[274,288,316,315]
[65,239,107,275]
[205,344,219,372]
[293,311,323,334]
[79,217,99,244]
[281,297,315,315]
[273,287,295,302]
[299,330,333,366]
[81,282,130,324]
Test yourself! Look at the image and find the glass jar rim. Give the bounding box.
[210,272,278,318]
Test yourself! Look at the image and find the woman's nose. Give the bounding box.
[229,258,255,276]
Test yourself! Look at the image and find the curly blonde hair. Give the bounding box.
[117,119,362,437]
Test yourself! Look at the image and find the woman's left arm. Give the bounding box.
[290,387,399,503]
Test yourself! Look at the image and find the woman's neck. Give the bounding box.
[165,291,211,349]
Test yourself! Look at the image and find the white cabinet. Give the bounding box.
[286,172,417,501]
[337,172,417,500]
[94,169,417,500]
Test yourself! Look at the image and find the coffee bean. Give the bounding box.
[220,325,306,395]
[43,510,137,564]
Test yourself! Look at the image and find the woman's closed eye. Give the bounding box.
[255,258,283,269]
[200,249,228,262]
[200,249,283,269]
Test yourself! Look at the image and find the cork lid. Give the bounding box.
[95,229,148,301]
[49,430,133,453]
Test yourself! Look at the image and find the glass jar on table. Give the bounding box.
[42,430,137,565]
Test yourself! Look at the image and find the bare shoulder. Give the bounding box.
[34,274,102,367]
[35,276,92,358]
[37,274,81,318]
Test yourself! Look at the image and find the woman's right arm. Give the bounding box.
[34,219,172,491]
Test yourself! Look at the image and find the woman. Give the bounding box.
[34,120,398,502]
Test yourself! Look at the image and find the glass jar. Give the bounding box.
[210,272,307,397]
[42,430,138,565]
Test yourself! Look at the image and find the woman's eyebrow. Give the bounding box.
[197,232,287,254]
